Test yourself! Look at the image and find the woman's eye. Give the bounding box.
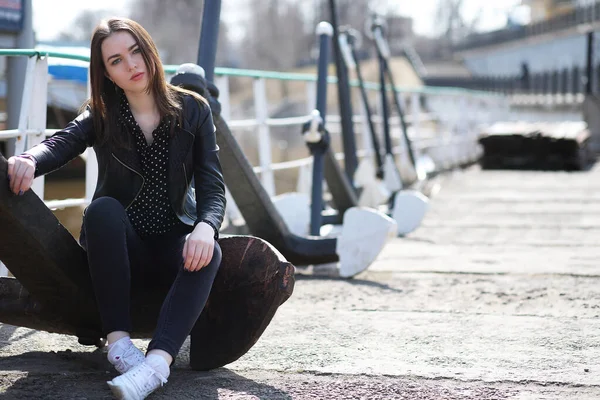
[111,58,121,65]
[133,48,141,54]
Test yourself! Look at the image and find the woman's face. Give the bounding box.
[101,31,149,93]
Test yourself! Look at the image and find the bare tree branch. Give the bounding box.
[57,9,120,42]
[129,0,233,66]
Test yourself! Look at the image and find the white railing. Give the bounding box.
[0,53,510,233]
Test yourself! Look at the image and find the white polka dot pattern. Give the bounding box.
[119,95,181,237]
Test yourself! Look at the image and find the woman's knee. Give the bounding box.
[203,241,222,273]
[84,197,125,228]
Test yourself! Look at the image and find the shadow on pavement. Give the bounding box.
[0,350,292,399]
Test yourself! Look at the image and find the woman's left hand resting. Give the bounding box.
[7,156,35,196]
[183,222,215,271]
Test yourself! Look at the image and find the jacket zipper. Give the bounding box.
[111,153,145,210]
[182,163,195,220]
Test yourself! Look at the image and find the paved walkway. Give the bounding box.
[0,165,598,399]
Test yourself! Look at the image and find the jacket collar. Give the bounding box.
[112,93,195,175]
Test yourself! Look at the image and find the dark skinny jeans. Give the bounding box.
[80,196,221,359]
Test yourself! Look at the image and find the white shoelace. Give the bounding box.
[126,362,168,397]
[108,340,145,374]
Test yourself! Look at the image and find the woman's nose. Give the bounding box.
[126,57,137,71]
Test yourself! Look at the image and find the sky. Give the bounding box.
[31,0,528,42]
[32,0,129,41]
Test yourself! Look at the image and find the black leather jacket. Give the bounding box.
[24,94,226,240]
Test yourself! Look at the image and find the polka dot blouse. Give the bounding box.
[119,96,181,238]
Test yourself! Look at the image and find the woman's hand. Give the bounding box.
[182,222,215,272]
[7,156,35,196]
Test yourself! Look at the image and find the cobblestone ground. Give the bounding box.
[0,165,599,399]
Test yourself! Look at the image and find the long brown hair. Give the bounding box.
[86,17,203,149]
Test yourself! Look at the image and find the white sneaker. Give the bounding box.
[108,338,145,374]
[107,361,167,400]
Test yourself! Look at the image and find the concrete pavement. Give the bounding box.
[0,164,598,399]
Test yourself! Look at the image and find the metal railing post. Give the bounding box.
[84,74,97,205]
[305,80,317,114]
[197,0,221,83]
[215,75,231,121]
[84,148,97,204]
[306,21,333,236]
[13,56,37,157]
[253,77,276,197]
[27,56,49,199]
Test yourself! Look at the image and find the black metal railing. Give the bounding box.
[423,63,600,97]
[454,1,600,51]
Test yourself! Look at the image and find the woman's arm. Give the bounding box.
[7,108,94,195]
[193,107,226,238]
[22,107,95,178]
[183,101,226,272]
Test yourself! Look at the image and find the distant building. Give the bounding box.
[413,0,600,89]
[524,0,594,23]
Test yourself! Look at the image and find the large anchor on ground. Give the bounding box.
[0,0,294,372]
